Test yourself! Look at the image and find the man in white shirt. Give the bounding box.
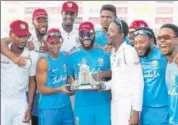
[102,18,144,125]
[1,8,49,125]
[1,20,36,125]
[60,1,81,53]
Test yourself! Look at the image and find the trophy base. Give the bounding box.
[67,83,103,91]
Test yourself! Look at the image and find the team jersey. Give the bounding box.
[67,47,111,106]
[1,46,36,100]
[95,29,108,47]
[166,62,178,125]
[38,52,71,109]
[140,46,169,107]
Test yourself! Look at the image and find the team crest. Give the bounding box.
[152,60,158,68]
[68,2,73,8]
[98,58,104,66]
[20,24,26,30]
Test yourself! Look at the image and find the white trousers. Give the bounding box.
[111,99,132,125]
[1,98,30,125]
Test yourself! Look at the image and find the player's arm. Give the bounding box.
[28,76,36,111]
[1,37,29,66]
[1,37,16,59]
[36,58,70,94]
[129,48,144,124]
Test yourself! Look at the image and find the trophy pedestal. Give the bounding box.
[67,82,103,91]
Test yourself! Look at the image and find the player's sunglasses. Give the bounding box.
[114,18,123,33]
[156,34,177,41]
[133,30,153,38]
[79,31,94,38]
[47,33,61,38]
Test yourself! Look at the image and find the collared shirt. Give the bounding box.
[60,24,80,53]
[105,42,144,111]
[1,46,37,100]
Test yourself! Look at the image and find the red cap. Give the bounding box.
[33,8,48,19]
[79,22,94,32]
[10,20,30,36]
[46,28,62,43]
[129,20,149,32]
[62,1,79,13]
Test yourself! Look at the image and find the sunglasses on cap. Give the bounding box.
[133,29,153,38]
[79,31,94,38]
[156,34,177,41]
[47,32,61,38]
[114,18,123,33]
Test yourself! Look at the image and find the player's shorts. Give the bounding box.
[26,92,39,117]
[1,98,29,125]
[38,104,74,125]
[74,103,111,125]
[141,106,169,125]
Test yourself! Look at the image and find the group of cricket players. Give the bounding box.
[1,1,178,125]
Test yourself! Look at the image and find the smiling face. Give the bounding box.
[33,17,48,35]
[79,30,95,49]
[107,22,123,46]
[134,34,153,57]
[157,27,178,56]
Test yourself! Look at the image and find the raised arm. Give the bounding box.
[1,37,29,66]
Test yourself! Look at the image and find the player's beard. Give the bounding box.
[80,37,95,50]
[139,46,152,57]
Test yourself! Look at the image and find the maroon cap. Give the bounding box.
[79,22,94,32]
[10,20,30,36]
[32,8,48,19]
[46,28,62,43]
[129,20,149,32]
[61,1,79,13]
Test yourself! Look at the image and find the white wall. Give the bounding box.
[1,1,178,37]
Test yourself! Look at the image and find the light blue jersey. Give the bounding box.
[95,29,132,47]
[140,46,169,125]
[140,46,169,107]
[68,47,111,106]
[95,29,108,47]
[67,47,111,125]
[38,52,71,109]
[166,62,178,125]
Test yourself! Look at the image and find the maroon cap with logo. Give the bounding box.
[61,1,79,13]
[10,20,30,36]
[79,22,94,32]
[32,8,48,19]
[46,28,62,43]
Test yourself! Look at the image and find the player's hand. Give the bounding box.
[26,41,35,50]
[129,110,139,125]
[59,84,74,94]
[67,76,74,84]
[23,108,31,123]
[13,56,30,66]
[92,73,102,81]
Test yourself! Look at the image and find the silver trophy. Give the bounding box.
[67,60,104,91]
